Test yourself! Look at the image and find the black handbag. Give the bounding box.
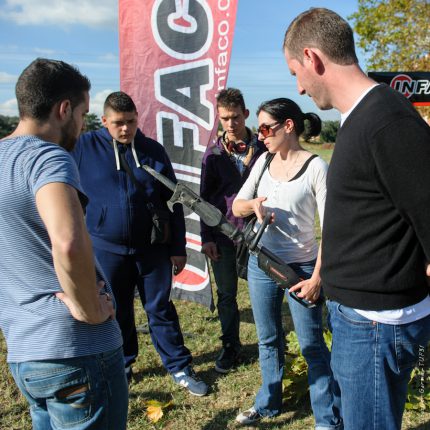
[147,203,171,245]
[118,150,171,245]
[236,153,275,280]
[236,215,257,280]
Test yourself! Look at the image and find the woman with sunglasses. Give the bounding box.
[232,98,342,429]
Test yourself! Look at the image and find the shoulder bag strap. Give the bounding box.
[253,152,275,198]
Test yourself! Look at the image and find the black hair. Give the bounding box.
[257,98,321,140]
[15,58,91,121]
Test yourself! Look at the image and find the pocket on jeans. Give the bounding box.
[336,304,375,326]
[23,364,93,426]
[394,325,422,372]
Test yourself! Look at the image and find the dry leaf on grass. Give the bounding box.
[145,400,174,423]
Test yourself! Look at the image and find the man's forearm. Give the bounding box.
[36,182,109,323]
[52,228,104,323]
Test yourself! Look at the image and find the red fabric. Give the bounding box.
[119,0,238,309]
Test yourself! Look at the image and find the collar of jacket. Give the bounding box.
[100,127,146,170]
[213,127,260,167]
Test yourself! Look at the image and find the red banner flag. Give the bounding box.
[119,0,238,309]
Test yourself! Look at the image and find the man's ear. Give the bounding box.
[58,100,72,121]
[244,108,250,120]
[304,48,325,75]
[101,115,108,127]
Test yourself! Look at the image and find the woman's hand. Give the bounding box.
[289,276,322,303]
[251,196,274,224]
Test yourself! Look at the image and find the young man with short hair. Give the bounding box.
[200,88,266,373]
[0,58,128,430]
[73,91,208,396]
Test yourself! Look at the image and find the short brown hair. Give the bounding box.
[283,8,358,65]
[16,58,90,121]
[103,91,137,114]
[216,88,246,112]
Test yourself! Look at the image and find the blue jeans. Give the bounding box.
[248,255,342,429]
[327,300,430,430]
[9,348,128,430]
[211,242,240,348]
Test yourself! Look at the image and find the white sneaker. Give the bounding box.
[235,407,262,425]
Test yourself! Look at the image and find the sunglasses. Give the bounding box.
[257,121,282,138]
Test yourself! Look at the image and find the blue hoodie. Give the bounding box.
[72,127,186,256]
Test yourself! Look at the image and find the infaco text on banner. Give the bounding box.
[119,0,238,309]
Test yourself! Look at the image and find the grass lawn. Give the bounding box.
[1,290,429,429]
[1,143,429,429]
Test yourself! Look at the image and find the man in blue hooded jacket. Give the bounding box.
[73,91,207,396]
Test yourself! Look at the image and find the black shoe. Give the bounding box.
[215,344,241,374]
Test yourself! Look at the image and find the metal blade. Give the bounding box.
[141,164,176,192]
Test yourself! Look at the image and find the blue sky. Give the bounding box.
[0,0,365,128]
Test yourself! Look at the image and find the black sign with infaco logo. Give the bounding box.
[368,72,430,106]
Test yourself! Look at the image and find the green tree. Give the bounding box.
[319,121,340,143]
[0,115,19,139]
[85,113,102,131]
[350,0,430,118]
[0,113,103,138]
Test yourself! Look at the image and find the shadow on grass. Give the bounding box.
[131,365,166,383]
[129,342,260,397]
[127,390,176,423]
[200,408,237,430]
[128,389,172,402]
[238,306,254,324]
[200,401,312,430]
[408,422,430,430]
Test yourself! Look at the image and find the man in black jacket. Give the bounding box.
[200,88,266,373]
[284,8,430,430]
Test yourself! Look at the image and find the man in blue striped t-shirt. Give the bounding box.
[0,58,128,430]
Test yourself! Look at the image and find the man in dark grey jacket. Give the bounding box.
[200,88,266,373]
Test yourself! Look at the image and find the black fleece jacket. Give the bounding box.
[322,84,430,310]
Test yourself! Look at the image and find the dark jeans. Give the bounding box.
[210,242,241,348]
[95,247,192,374]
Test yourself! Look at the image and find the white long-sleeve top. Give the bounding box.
[235,153,328,264]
